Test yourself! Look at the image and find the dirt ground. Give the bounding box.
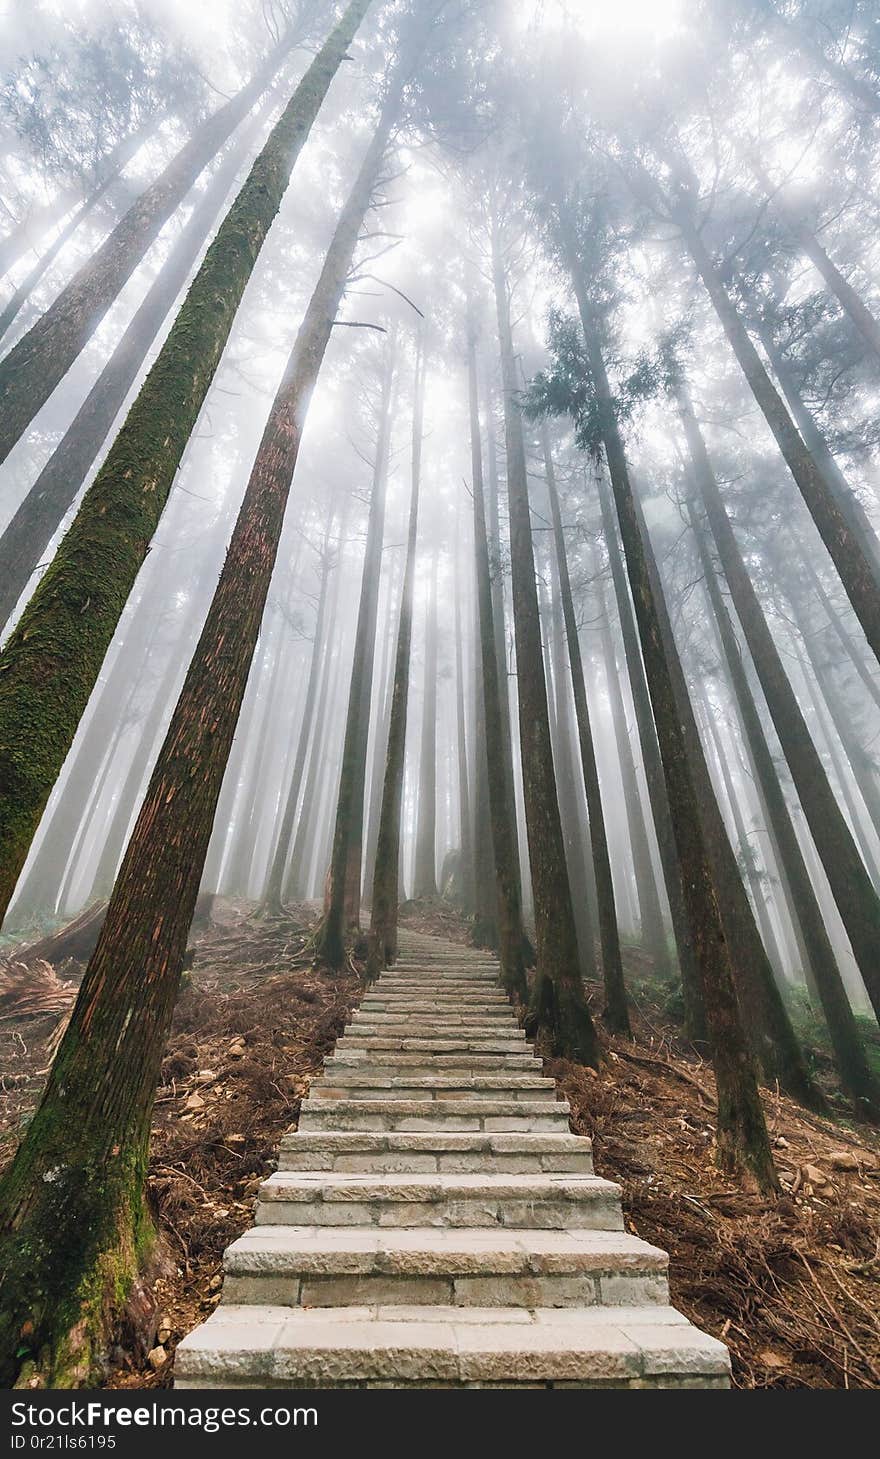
[0,900,877,1390]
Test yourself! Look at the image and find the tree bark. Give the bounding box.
[0,0,373,927]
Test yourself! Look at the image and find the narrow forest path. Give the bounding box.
[175,930,729,1389]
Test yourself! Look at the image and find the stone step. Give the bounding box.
[297,1098,572,1133]
[335,1035,528,1054]
[360,995,510,1009]
[327,1050,542,1071]
[255,1172,622,1229]
[346,1027,521,1043]
[175,1303,731,1389]
[309,1072,557,1101]
[219,1226,666,1308]
[276,1131,593,1174]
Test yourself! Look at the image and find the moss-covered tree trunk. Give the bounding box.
[692,504,880,1116]
[674,192,880,665]
[0,102,269,636]
[0,0,373,927]
[316,331,397,967]
[413,550,439,898]
[363,549,404,908]
[491,205,597,1061]
[676,377,880,1025]
[542,425,630,1033]
[466,305,528,1001]
[367,339,425,977]
[0,65,397,1389]
[0,34,298,464]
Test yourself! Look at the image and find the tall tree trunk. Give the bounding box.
[413,550,439,898]
[0,101,271,635]
[553,189,798,1175]
[467,300,528,999]
[317,329,398,964]
[672,187,880,664]
[542,425,631,1030]
[0,0,373,927]
[491,205,598,1061]
[367,337,425,974]
[595,480,704,1037]
[676,376,880,1024]
[542,568,596,973]
[752,316,880,584]
[751,161,880,362]
[0,54,401,1387]
[0,33,302,462]
[362,543,403,906]
[693,506,880,1114]
[591,553,670,977]
[794,540,880,714]
[262,509,337,914]
[453,516,474,912]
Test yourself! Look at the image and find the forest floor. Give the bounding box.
[0,898,878,1390]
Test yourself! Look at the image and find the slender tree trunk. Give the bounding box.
[362,544,403,906]
[467,300,528,999]
[0,55,400,1387]
[367,337,425,974]
[0,102,271,635]
[453,520,474,913]
[673,190,880,664]
[317,329,398,964]
[591,553,670,977]
[554,190,801,1175]
[795,541,880,713]
[542,426,630,1030]
[491,206,597,1060]
[0,119,157,348]
[542,568,596,972]
[262,513,337,914]
[695,686,787,982]
[676,377,880,1024]
[413,551,439,898]
[0,0,373,927]
[693,507,880,1114]
[0,33,303,462]
[595,482,704,1036]
[751,161,880,361]
[753,318,880,583]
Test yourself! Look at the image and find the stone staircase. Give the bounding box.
[176,930,729,1389]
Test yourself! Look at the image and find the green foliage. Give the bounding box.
[524,309,686,455]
